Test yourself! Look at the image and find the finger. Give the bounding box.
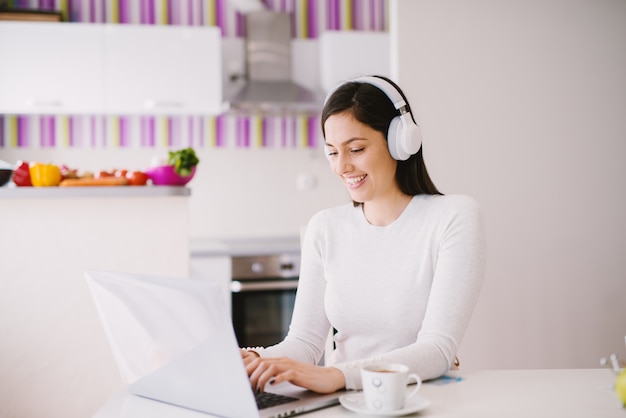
[248,358,270,391]
[259,365,298,393]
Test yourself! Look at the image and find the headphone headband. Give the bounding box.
[324,76,422,161]
[352,76,407,111]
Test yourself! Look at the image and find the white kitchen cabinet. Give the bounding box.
[104,24,223,115]
[0,22,223,115]
[319,31,390,92]
[0,21,105,114]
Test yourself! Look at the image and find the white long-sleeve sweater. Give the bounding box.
[255,194,486,390]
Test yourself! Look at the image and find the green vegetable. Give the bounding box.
[167,147,199,176]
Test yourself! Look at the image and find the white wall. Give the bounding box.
[392,0,626,369]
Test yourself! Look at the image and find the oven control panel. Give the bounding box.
[231,254,300,280]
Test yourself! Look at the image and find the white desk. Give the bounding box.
[95,369,624,417]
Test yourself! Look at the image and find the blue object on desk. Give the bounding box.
[431,375,463,385]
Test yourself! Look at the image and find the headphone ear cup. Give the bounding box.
[387,116,410,161]
[400,114,422,156]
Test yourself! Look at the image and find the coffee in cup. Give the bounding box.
[360,363,421,411]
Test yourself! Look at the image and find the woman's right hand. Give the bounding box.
[243,355,345,394]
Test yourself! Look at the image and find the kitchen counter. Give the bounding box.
[0,185,191,198]
[190,235,301,257]
[0,188,191,418]
[93,368,625,417]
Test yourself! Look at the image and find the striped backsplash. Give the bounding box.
[0,114,321,149]
[0,0,387,150]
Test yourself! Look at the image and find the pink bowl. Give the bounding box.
[147,165,196,186]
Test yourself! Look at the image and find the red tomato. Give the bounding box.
[126,171,148,186]
[96,170,115,178]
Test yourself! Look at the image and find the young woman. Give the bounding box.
[242,76,486,394]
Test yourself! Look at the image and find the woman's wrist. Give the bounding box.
[327,366,346,391]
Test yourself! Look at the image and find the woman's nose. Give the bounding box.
[334,153,351,175]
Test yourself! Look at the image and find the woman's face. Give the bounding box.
[324,111,399,204]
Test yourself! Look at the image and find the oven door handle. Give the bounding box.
[230,280,298,293]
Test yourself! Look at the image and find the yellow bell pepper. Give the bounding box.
[29,163,62,187]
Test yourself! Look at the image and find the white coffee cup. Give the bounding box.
[360,363,421,412]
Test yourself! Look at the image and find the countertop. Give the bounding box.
[0,185,191,198]
[190,235,301,257]
[94,368,625,417]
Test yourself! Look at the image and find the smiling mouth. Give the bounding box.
[345,174,366,187]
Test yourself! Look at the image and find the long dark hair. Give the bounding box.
[321,75,441,196]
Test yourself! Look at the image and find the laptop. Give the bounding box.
[85,269,342,418]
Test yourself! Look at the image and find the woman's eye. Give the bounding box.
[351,148,364,154]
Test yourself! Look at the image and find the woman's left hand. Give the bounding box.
[245,356,345,394]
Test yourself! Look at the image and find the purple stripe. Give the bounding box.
[66,0,74,22]
[290,117,297,147]
[378,0,386,31]
[173,0,182,25]
[237,117,244,147]
[168,117,174,146]
[261,117,268,147]
[91,116,97,147]
[328,0,340,30]
[281,117,287,147]
[308,0,318,38]
[308,116,318,147]
[39,116,46,148]
[140,0,148,24]
[0,117,4,148]
[149,117,155,147]
[39,0,55,10]
[353,0,362,30]
[167,0,174,25]
[216,115,225,147]
[216,0,226,36]
[17,116,28,147]
[120,117,129,147]
[188,0,194,25]
[68,117,75,147]
[142,116,155,147]
[49,116,56,148]
[140,117,147,146]
[89,0,96,22]
[119,0,130,23]
[39,116,48,148]
[235,11,245,37]
[149,0,156,24]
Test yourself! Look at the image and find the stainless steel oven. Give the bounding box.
[230,253,300,348]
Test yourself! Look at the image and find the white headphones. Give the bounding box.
[324,76,422,161]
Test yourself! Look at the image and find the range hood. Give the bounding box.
[226,11,324,115]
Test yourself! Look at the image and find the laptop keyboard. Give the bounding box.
[255,391,298,410]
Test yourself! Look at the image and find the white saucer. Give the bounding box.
[339,393,431,416]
